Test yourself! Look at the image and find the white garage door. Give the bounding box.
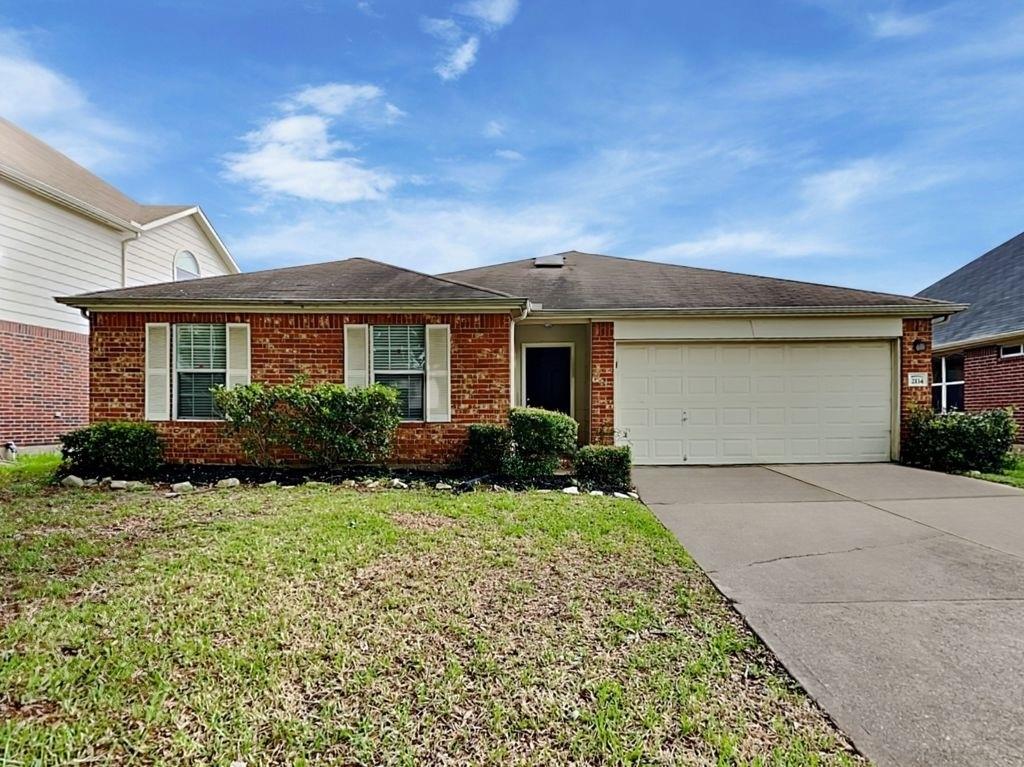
[616,342,893,465]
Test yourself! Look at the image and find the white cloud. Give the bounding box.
[436,36,480,80]
[455,0,519,29]
[0,28,139,170]
[643,229,850,261]
[868,11,931,39]
[801,157,892,210]
[231,200,610,274]
[494,148,523,160]
[483,119,505,138]
[224,82,400,204]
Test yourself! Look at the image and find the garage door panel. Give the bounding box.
[616,341,892,465]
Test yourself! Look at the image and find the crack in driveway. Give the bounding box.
[727,533,947,571]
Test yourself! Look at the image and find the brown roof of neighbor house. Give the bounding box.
[441,251,960,313]
[0,116,193,227]
[57,257,523,307]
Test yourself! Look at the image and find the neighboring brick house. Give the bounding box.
[0,117,239,448]
[917,230,1024,437]
[60,252,961,466]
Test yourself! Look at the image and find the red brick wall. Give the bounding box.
[900,318,933,443]
[0,320,89,446]
[963,346,1024,438]
[89,311,512,465]
[589,321,615,444]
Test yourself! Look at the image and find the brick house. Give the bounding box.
[59,252,961,466]
[0,117,239,449]
[917,230,1024,436]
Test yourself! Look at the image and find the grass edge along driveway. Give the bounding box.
[1,468,864,766]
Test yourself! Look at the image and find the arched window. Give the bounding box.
[174,250,201,281]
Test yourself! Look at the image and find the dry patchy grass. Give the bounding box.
[0,480,865,766]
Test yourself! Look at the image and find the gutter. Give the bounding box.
[525,303,969,320]
[933,327,1024,353]
[54,296,532,314]
[0,163,138,233]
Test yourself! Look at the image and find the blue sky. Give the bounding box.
[1,0,1023,294]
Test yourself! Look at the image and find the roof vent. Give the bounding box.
[533,254,565,268]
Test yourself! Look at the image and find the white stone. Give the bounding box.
[100,477,112,485]
[216,478,240,489]
[627,492,639,500]
[164,492,180,499]
[259,480,278,488]
[170,482,194,494]
[589,490,604,496]
[126,481,149,492]
[562,486,580,495]
[435,482,453,490]
[61,475,84,488]
[613,492,630,499]
[84,479,98,487]
[364,479,380,488]
[109,480,127,490]
[387,478,408,489]
[341,479,357,487]
[492,484,508,492]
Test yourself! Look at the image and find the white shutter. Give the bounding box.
[226,323,251,388]
[345,324,369,387]
[425,324,451,422]
[144,323,170,421]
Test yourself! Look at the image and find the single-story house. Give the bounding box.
[917,230,1024,434]
[58,251,962,466]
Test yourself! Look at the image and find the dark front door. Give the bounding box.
[524,346,572,414]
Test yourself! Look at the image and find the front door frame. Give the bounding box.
[521,342,575,417]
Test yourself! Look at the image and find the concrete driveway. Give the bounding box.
[635,463,1024,767]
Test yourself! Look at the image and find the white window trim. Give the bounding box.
[1000,344,1024,359]
[931,355,965,412]
[173,250,201,282]
[173,323,228,422]
[369,325,427,422]
[521,342,575,417]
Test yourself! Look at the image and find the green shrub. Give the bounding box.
[902,407,1018,473]
[465,424,512,475]
[575,444,632,490]
[60,421,164,478]
[506,407,578,477]
[214,380,402,467]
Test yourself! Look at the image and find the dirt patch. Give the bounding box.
[0,697,62,724]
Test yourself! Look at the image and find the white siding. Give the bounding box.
[0,179,234,333]
[125,215,231,286]
[0,178,122,332]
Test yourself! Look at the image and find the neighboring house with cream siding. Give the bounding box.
[0,117,239,447]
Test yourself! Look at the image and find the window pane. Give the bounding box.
[932,357,942,382]
[1001,345,1023,358]
[946,383,965,411]
[945,354,964,382]
[176,324,226,370]
[174,251,200,281]
[376,373,424,420]
[372,325,425,371]
[931,386,943,411]
[177,372,226,419]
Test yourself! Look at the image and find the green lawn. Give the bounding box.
[1,466,863,766]
[980,458,1024,489]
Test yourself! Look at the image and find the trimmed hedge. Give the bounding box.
[60,421,164,478]
[506,407,578,478]
[902,407,1017,473]
[575,444,632,490]
[465,424,513,475]
[213,380,402,467]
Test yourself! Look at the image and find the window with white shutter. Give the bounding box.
[344,324,369,388]
[144,323,171,421]
[425,324,451,422]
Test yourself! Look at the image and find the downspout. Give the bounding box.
[510,301,532,409]
[119,231,140,287]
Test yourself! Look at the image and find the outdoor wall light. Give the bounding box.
[912,339,928,353]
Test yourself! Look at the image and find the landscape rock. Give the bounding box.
[216,478,241,489]
[109,480,127,491]
[304,480,330,488]
[364,479,380,488]
[126,481,150,492]
[434,482,453,491]
[387,478,409,489]
[613,492,630,499]
[164,492,180,499]
[60,475,85,488]
[492,484,508,492]
[170,481,194,494]
[341,479,357,488]
[84,479,98,487]
[627,492,639,500]
[259,481,278,488]
[100,477,112,485]
[562,486,580,495]
[589,490,604,496]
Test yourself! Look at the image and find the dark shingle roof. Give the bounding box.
[442,251,953,312]
[58,258,521,306]
[916,231,1024,347]
[0,117,193,226]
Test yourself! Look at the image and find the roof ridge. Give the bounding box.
[353,257,522,299]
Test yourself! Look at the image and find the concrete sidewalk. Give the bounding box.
[636,463,1024,767]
